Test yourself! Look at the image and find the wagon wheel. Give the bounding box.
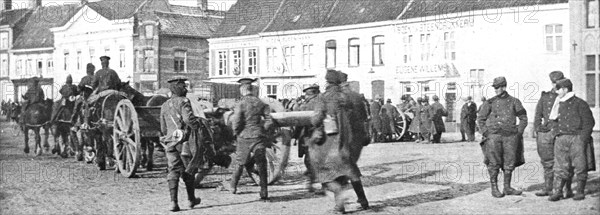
[248,127,291,185]
[394,112,408,141]
[112,100,141,178]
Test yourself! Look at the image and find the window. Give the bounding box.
[585,55,599,107]
[174,50,186,73]
[403,35,410,63]
[1,58,6,77]
[143,49,154,73]
[64,52,69,71]
[266,85,278,98]
[217,50,228,75]
[372,36,384,66]
[0,32,8,49]
[586,55,597,71]
[326,40,336,69]
[119,48,126,68]
[302,44,313,71]
[545,24,563,52]
[231,50,241,75]
[26,59,32,75]
[444,32,456,60]
[47,59,53,74]
[77,51,82,70]
[104,47,110,56]
[16,60,22,76]
[420,34,431,61]
[145,25,154,39]
[89,48,95,63]
[266,47,277,72]
[283,46,295,71]
[135,50,143,73]
[247,48,257,75]
[36,59,43,75]
[587,0,599,28]
[348,38,360,67]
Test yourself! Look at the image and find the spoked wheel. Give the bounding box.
[394,112,408,141]
[249,128,291,185]
[112,100,141,178]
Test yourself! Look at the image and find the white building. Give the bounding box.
[0,7,31,102]
[209,0,571,134]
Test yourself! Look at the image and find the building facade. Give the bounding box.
[570,0,599,130]
[0,7,31,102]
[210,0,571,133]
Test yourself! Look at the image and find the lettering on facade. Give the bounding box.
[396,63,460,78]
[140,74,157,81]
[263,35,311,44]
[396,18,474,34]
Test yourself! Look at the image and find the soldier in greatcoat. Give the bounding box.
[79,63,95,91]
[159,78,202,211]
[548,79,596,201]
[51,75,79,123]
[308,70,369,213]
[460,96,477,142]
[92,56,121,93]
[430,95,448,143]
[22,77,45,112]
[409,97,422,142]
[419,96,434,144]
[477,76,528,198]
[230,78,273,201]
[297,84,320,192]
[380,99,399,141]
[369,96,383,142]
[533,71,570,197]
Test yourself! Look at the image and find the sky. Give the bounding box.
[7,0,236,11]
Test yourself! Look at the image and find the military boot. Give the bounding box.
[351,180,369,210]
[503,170,522,195]
[183,173,201,208]
[548,177,566,201]
[489,169,504,198]
[230,165,244,194]
[564,178,574,198]
[168,180,180,212]
[573,180,586,201]
[258,161,269,201]
[535,173,553,196]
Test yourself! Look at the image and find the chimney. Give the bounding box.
[81,0,88,5]
[198,0,207,10]
[4,0,12,10]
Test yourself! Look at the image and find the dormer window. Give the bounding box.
[359,8,365,13]
[237,25,246,34]
[292,14,301,23]
[145,25,154,39]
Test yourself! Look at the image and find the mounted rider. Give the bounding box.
[89,56,123,104]
[21,76,45,113]
[51,75,79,123]
[79,63,96,92]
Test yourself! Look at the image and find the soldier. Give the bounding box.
[533,71,567,197]
[51,75,79,123]
[548,79,595,201]
[369,96,383,142]
[22,77,45,112]
[430,95,448,143]
[297,84,320,192]
[79,63,95,91]
[398,94,414,113]
[477,76,527,198]
[460,96,477,142]
[419,96,434,144]
[92,56,121,93]
[308,70,368,213]
[159,78,202,211]
[381,99,400,141]
[230,78,273,201]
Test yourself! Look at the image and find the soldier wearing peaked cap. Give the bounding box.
[533,71,572,197]
[230,77,273,201]
[430,95,448,143]
[477,76,528,198]
[294,83,321,192]
[460,96,477,142]
[548,79,596,201]
[160,77,202,211]
[92,56,121,93]
[418,95,434,144]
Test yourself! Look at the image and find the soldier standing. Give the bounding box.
[369,96,383,142]
[409,97,423,142]
[477,76,527,198]
[533,71,569,197]
[308,70,368,213]
[548,79,595,201]
[460,96,477,142]
[381,99,400,140]
[159,78,202,211]
[230,78,273,201]
[92,56,121,93]
[419,96,434,144]
[430,95,448,143]
[297,84,320,192]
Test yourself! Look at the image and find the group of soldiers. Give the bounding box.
[160,69,371,213]
[477,72,595,201]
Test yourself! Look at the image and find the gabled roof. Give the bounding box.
[0,8,32,27]
[214,0,569,39]
[155,11,222,38]
[169,5,205,16]
[212,0,283,38]
[12,4,81,50]
[88,0,148,20]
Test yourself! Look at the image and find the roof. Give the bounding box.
[12,4,81,50]
[212,0,283,38]
[214,0,568,38]
[88,0,148,20]
[155,11,222,38]
[0,8,32,26]
[169,5,205,16]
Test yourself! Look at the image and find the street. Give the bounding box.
[0,120,599,215]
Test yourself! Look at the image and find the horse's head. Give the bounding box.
[119,82,145,106]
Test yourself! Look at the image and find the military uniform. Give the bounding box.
[408,99,422,140]
[477,76,527,198]
[22,77,45,112]
[380,100,399,138]
[460,99,477,142]
[230,78,273,200]
[430,96,448,143]
[296,84,320,192]
[369,99,382,137]
[51,75,79,123]
[548,79,596,201]
[418,99,434,143]
[159,78,201,211]
[92,56,121,92]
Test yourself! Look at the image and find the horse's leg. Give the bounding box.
[34,127,42,156]
[60,128,69,158]
[23,127,30,154]
[96,131,107,170]
[51,125,60,155]
[68,127,77,157]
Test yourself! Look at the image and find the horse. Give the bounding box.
[19,98,53,156]
[51,98,77,158]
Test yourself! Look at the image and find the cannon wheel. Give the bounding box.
[248,128,291,185]
[394,112,408,141]
[112,100,141,178]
